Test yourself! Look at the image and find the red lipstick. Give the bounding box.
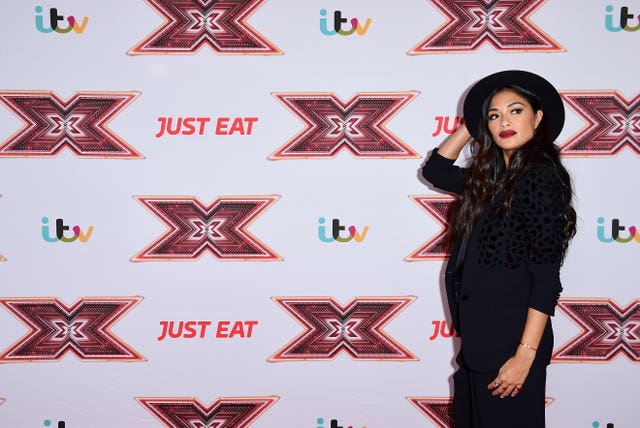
[499,130,516,138]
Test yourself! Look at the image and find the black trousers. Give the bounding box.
[452,360,547,428]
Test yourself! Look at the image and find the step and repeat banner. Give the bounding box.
[0,1,638,427]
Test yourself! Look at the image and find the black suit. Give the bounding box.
[422,150,567,427]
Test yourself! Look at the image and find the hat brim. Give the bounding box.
[462,70,565,142]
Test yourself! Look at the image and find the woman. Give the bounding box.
[421,70,576,427]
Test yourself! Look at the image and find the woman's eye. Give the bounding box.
[511,108,523,115]
[488,113,499,120]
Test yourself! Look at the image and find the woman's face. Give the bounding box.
[486,88,543,164]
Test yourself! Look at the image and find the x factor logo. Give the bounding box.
[406,196,454,261]
[0,91,141,158]
[560,91,640,156]
[553,298,640,363]
[269,296,417,361]
[408,397,554,427]
[409,0,563,54]
[408,397,454,428]
[133,195,281,261]
[137,396,278,427]
[130,0,281,55]
[0,297,144,362]
[270,92,419,159]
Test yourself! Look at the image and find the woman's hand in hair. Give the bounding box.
[436,123,471,160]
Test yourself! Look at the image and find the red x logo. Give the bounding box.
[0,91,141,158]
[406,196,454,261]
[269,296,416,361]
[137,396,278,427]
[553,299,640,362]
[130,0,280,55]
[560,91,640,156]
[0,297,143,362]
[409,0,562,54]
[271,92,419,159]
[133,196,280,261]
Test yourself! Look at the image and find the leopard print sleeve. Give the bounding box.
[512,164,566,316]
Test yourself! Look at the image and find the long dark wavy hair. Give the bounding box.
[448,85,577,259]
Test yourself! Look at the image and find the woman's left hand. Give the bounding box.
[487,348,536,398]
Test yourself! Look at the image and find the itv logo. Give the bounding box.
[35,6,89,34]
[41,217,94,243]
[597,217,639,243]
[319,9,371,36]
[318,217,369,243]
[605,5,640,32]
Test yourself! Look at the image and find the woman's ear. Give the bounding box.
[534,110,543,129]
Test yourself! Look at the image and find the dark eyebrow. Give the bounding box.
[488,101,525,111]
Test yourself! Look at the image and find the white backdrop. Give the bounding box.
[0,1,638,427]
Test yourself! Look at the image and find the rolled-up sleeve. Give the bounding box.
[513,166,566,316]
[421,148,464,194]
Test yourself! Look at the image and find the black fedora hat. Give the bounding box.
[463,70,565,142]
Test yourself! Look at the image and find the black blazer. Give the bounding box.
[422,149,565,371]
